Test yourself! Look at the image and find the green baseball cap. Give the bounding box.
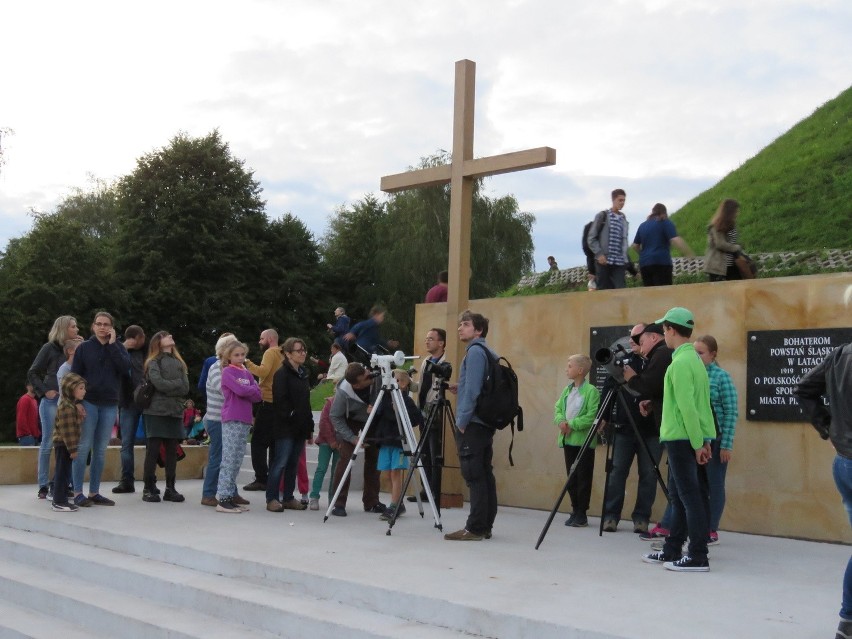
[656,307,695,328]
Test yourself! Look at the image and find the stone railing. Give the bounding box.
[518,249,852,289]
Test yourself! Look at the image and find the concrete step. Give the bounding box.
[0,597,94,639]
[0,521,471,639]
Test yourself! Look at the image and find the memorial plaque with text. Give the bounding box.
[589,325,632,393]
[746,328,852,421]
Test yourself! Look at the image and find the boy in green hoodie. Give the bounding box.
[554,354,600,527]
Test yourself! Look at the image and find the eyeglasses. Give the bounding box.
[291,348,307,354]
[630,334,642,344]
[94,322,112,328]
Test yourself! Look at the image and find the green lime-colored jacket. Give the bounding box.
[660,343,716,448]
[553,380,600,448]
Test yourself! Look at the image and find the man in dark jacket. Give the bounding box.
[113,325,146,494]
[601,324,662,533]
[795,343,852,639]
[70,311,131,507]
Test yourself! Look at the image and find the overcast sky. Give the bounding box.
[2,0,850,271]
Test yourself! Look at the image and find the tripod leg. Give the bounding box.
[615,388,669,501]
[598,431,615,536]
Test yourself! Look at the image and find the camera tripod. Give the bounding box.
[534,381,668,549]
[323,351,443,535]
[385,380,454,532]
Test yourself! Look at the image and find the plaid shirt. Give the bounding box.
[707,361,738,449]
[52,400,82,455]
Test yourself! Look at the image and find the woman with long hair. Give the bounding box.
[141,331,189,503]
[27,315,80,499]
[703,198,744,281]
[694,335,739,544]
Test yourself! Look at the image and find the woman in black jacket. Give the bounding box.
[266,337,314,512]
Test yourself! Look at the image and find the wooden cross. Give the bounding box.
[381,59,555,369]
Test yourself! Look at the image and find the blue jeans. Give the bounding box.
[603,428,662,524]
[18,435,37,446]
[267,438,305,503]
[833,454,852,619]
[37,396,59,488]
[662,440,710,561]
[72,401,118,495]
[202,419,222,499]
[118,407,142,483]
[706,439,729,531]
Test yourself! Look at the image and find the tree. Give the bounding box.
[320,152,536,350]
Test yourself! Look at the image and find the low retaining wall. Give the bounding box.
[0,445,208,486]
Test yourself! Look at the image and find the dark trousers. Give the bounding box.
[640,264,673,286]
[332,438,380,509]
[266,437,305,503]
[143,437,178,487]
[662,440,711,561]
[53,445,72,506]
[457,423,497,535]
[595,263,626,289]
[563,443,595,512]
[417,415,443,498]
[250,402,274,484]
[604,428,662,523]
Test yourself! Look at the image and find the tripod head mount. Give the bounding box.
[370,350,420,388]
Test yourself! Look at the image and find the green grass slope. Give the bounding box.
[672,85,852,254]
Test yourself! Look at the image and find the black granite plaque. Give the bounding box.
[589,325,632,393]
[746,328,852,422]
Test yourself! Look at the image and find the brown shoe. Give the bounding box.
[282,498,307,510]
[444,528,483,541]
[200,496,218,507]
[266,500,284,513]
[243,481,266,491]
[232,494,250,506]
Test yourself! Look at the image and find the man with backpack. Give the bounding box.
[587,188,630,290]
[445,310,498,541]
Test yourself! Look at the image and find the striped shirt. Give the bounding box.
[724,228,738,267]
[204,361,224,422]
[606,211,626,266]
[706,361,738,449]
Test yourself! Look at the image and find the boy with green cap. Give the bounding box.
[642,307,716,572]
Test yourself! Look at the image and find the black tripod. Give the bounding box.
[535,381,668,549]
[386,380,454,532]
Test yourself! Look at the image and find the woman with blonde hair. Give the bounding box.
[141,331,190,503]
[703,198,744,281]
[28,315,80,499]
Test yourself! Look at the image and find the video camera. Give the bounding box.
[423,358,453,381]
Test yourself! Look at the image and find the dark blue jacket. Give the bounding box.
[71,336,131,405]
[350,317,386,354]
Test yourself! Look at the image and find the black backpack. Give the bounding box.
[471,343,524,465]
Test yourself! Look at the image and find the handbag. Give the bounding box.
[156,442,186,468]
[734,253,757,279]
[133,376,156,410]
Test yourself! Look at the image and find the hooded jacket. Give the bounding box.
[330,379,371,445]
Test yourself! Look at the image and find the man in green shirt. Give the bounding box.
[642,307,716,572]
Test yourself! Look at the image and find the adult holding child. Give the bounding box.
[28,315,80,499]
[141,331,190,503]
[71,312,130,507]
[267,338,314,512]
[693,335,738,544]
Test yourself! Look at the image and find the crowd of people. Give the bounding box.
[576,189,753,290]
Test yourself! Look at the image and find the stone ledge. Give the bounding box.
[0,446,208,485]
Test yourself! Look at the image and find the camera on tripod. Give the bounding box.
[424,358,452,381]
[595,336,634,387]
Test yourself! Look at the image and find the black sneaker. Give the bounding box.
[836,618,852,639]
[51,502,78,512]
[112,481,135,494]
[642,551,680,564]
[216,499,241,513]
[365,502,387,513]
[38,486,48,500]
[163,488,185,503]
[564,513,576,526]
[142,489,161,503]
[89,494,115,506]
[331,506,347,517]
[73,494,92,508]
[568,512,588,527]
[664,555,709,572]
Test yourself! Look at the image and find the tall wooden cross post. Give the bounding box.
[380,59,556,498]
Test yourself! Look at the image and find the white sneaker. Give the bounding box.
[309,498,319,511]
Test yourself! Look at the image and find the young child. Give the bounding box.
[554,354,600,527]
[217,341,262,513]
[52,373,86,512]
[308,396,340,510]
[56,338,82,387]
[372,369,422,520]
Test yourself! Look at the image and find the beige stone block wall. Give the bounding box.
[414,273,852,543]
[0,446,208,486]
